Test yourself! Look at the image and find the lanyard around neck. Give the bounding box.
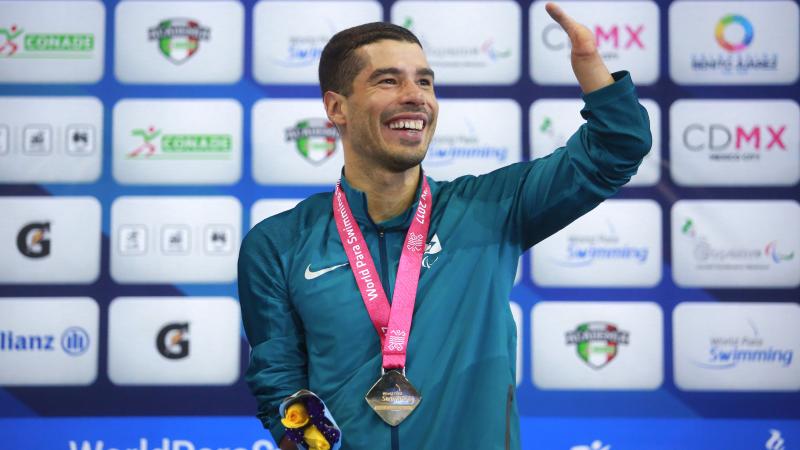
[332,176,432,370]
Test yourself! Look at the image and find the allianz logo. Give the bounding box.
[0,327,89,356]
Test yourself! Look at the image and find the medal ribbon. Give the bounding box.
[332,175,432,370]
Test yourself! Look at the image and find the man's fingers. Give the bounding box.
[545,2,573,31]
[545,2,597,57]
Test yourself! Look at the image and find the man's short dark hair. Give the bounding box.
[319,22,422,97]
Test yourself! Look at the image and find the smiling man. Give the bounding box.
[239,4,651,450]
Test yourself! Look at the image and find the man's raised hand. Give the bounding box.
[545,2,614,93]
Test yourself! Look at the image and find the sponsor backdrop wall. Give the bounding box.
[1,0,798,449]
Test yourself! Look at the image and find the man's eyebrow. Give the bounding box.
[366,67,436,82]
[418,68,435,80]
[367,68,402,82]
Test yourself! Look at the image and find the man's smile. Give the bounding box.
[383,112,430,143]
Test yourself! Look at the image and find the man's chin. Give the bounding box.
[381,149,428,173]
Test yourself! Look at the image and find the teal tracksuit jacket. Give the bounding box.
[238,71,651,450]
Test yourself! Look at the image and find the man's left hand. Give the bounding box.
[545,2,615,93]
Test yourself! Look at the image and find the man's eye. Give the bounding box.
[380,78,397,85]
[419,79,433,87]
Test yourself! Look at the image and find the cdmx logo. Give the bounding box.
[542,23,645,51]
[156,322,189,360]
[148,18,210,64]
[682,123,787,153]
[16,222,51,258]
[284,118,339,165]
[565,322,630,369]
[715,14,753,53]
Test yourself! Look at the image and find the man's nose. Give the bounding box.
[400,81,426,105]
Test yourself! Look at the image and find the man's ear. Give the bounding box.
[323,91,347,129]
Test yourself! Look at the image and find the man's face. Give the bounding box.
[341,40,438,172]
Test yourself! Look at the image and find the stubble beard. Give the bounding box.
[380,140,429,172]
[351,127,432,174]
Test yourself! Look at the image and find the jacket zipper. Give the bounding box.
[505,384,514,450]
[377,228,400,450]
[377,229,389,295]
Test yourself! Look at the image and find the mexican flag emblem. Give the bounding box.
[285,118,339,165]
[148,18,210,64]
[565,322,629,369]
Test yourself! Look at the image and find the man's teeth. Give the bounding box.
[388,120,424,130]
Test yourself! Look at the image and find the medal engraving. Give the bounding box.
[365,370,421,426]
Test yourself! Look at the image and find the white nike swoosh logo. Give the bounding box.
[304,263,349,280]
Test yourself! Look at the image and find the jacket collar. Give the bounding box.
[338,168,436,231]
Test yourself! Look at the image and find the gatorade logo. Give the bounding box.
[16,222,51,258]
[156,322,189,360]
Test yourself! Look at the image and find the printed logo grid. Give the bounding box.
[0,0,798,435]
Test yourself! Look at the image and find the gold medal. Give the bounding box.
[364,369,421,426]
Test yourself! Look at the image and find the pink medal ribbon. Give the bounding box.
[332,175,432,370]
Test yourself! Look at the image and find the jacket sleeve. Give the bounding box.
[238,226,308,444]
[516,70,652,249]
